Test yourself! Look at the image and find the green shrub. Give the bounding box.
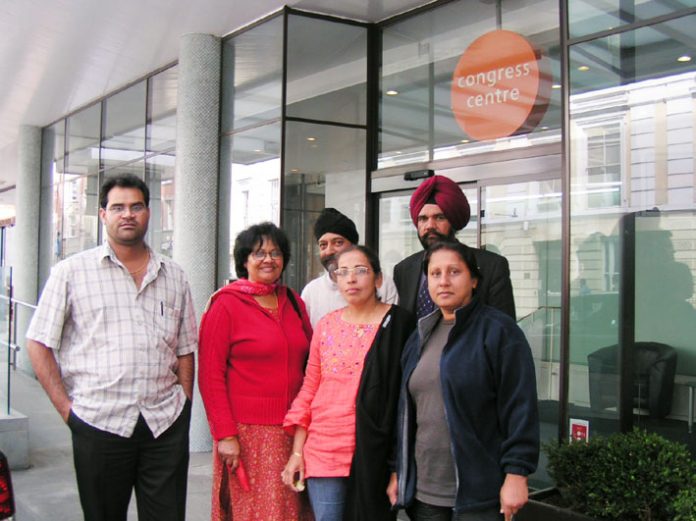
[674,487,696,521]
[545,428,696,521]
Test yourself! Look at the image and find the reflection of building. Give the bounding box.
[5,0,696,477]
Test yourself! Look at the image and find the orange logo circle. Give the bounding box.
[451,30,551,141]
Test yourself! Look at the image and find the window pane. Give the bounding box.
[221,122,281,279]
[42,122,65,264]
[221,15,283,133]
[145,154,175,257]
[379,0,561,168]
[286,14,367,125]
[569,13,696,440]
[283,121,366,292]
[65,105,100,257]
[148,66,177,153]
[569,0,696,39]
[102,81,146,169]
[570,15,696,95]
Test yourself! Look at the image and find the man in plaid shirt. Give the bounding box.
[26,173,197,521]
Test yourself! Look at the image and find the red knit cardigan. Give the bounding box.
[198,284,312,441]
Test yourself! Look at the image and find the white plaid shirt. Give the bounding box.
[26,243,198,438]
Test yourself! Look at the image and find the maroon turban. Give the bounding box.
[409,175,471,230]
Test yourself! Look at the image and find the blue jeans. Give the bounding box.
[306,477,348,521]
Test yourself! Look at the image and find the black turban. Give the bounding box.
[314,208,359,244]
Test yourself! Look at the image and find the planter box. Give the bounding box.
[516,488,600,521]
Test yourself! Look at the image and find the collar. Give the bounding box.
[98,242,163,272]
[416,295,480,343]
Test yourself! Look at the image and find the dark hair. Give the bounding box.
[335,245,382,276]
[423,241,482,281]
[99,174,150,209]
[233,222,291,279]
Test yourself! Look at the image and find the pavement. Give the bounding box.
[2,365,410,521]
[1,364,212,521]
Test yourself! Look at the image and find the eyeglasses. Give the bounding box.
[333,266,371,278]
[251,249,283,260]
[107,204,147,215]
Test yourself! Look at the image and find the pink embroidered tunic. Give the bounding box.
[284,308,379,478]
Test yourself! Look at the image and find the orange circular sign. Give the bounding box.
[451,30,550,141]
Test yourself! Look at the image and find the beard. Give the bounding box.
[418,229,456,250]
[320,253,338,273]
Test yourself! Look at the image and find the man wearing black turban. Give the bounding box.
[302,208,399,327]
[393,175,516,319]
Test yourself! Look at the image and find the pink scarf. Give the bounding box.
[230,278,278,296]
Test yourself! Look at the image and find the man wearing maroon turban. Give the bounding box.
[393,175,515,319]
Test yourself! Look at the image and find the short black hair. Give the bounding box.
[233,222,291,279]
[99,173,150,209]
[423,241,482,281]
[335,245,382,276]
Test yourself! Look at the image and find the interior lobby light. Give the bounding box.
[677,55,692,62]
[552,84,561,89]
[386,89,399,96]
[577,65,590,72]
[460,139,470,144]
[306,136,316,142]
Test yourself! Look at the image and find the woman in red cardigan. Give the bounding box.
[199,222,313,521]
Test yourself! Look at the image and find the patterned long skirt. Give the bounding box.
[211,423,314,521]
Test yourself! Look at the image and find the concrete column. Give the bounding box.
[15,125,42,373]
[174,33,221,451]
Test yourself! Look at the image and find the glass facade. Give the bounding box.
[220,12,368,288]
[568,8,696,445]
[379,0,562,168]
[43,65,179,268]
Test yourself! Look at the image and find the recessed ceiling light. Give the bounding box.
[552,84,562,89]
[577,65,590,72]
[677,55,692,63]
[254,149,262,153]
[541,126,549,130]
[386,89,399,96]
[306,137,316,142]
[290,168,299,173]
[460,139,470,144]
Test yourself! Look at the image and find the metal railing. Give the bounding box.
[1,266,37,416]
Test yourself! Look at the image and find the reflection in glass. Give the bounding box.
[65,105,101,257]
[483,179,562,489]
[379,0,561,168]
[283,121,366,292]
[221,123,282,279]
[569,12,696,446]
[221,15,283,133]
[570,15,696,95]
[145,154,176,257]
[43,123,65,264]
[286,14,367,125]
[149,66,178,153]
[102,81,146,170]
[569,0,696,39]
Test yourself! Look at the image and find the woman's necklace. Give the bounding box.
[128,255,150,275]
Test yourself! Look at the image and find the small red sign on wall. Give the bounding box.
[451,30,551,141]
[570,419,590,443]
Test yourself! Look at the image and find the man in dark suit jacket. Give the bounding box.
[393,175,516,320]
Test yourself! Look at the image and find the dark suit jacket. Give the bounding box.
[393,246,516,320]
